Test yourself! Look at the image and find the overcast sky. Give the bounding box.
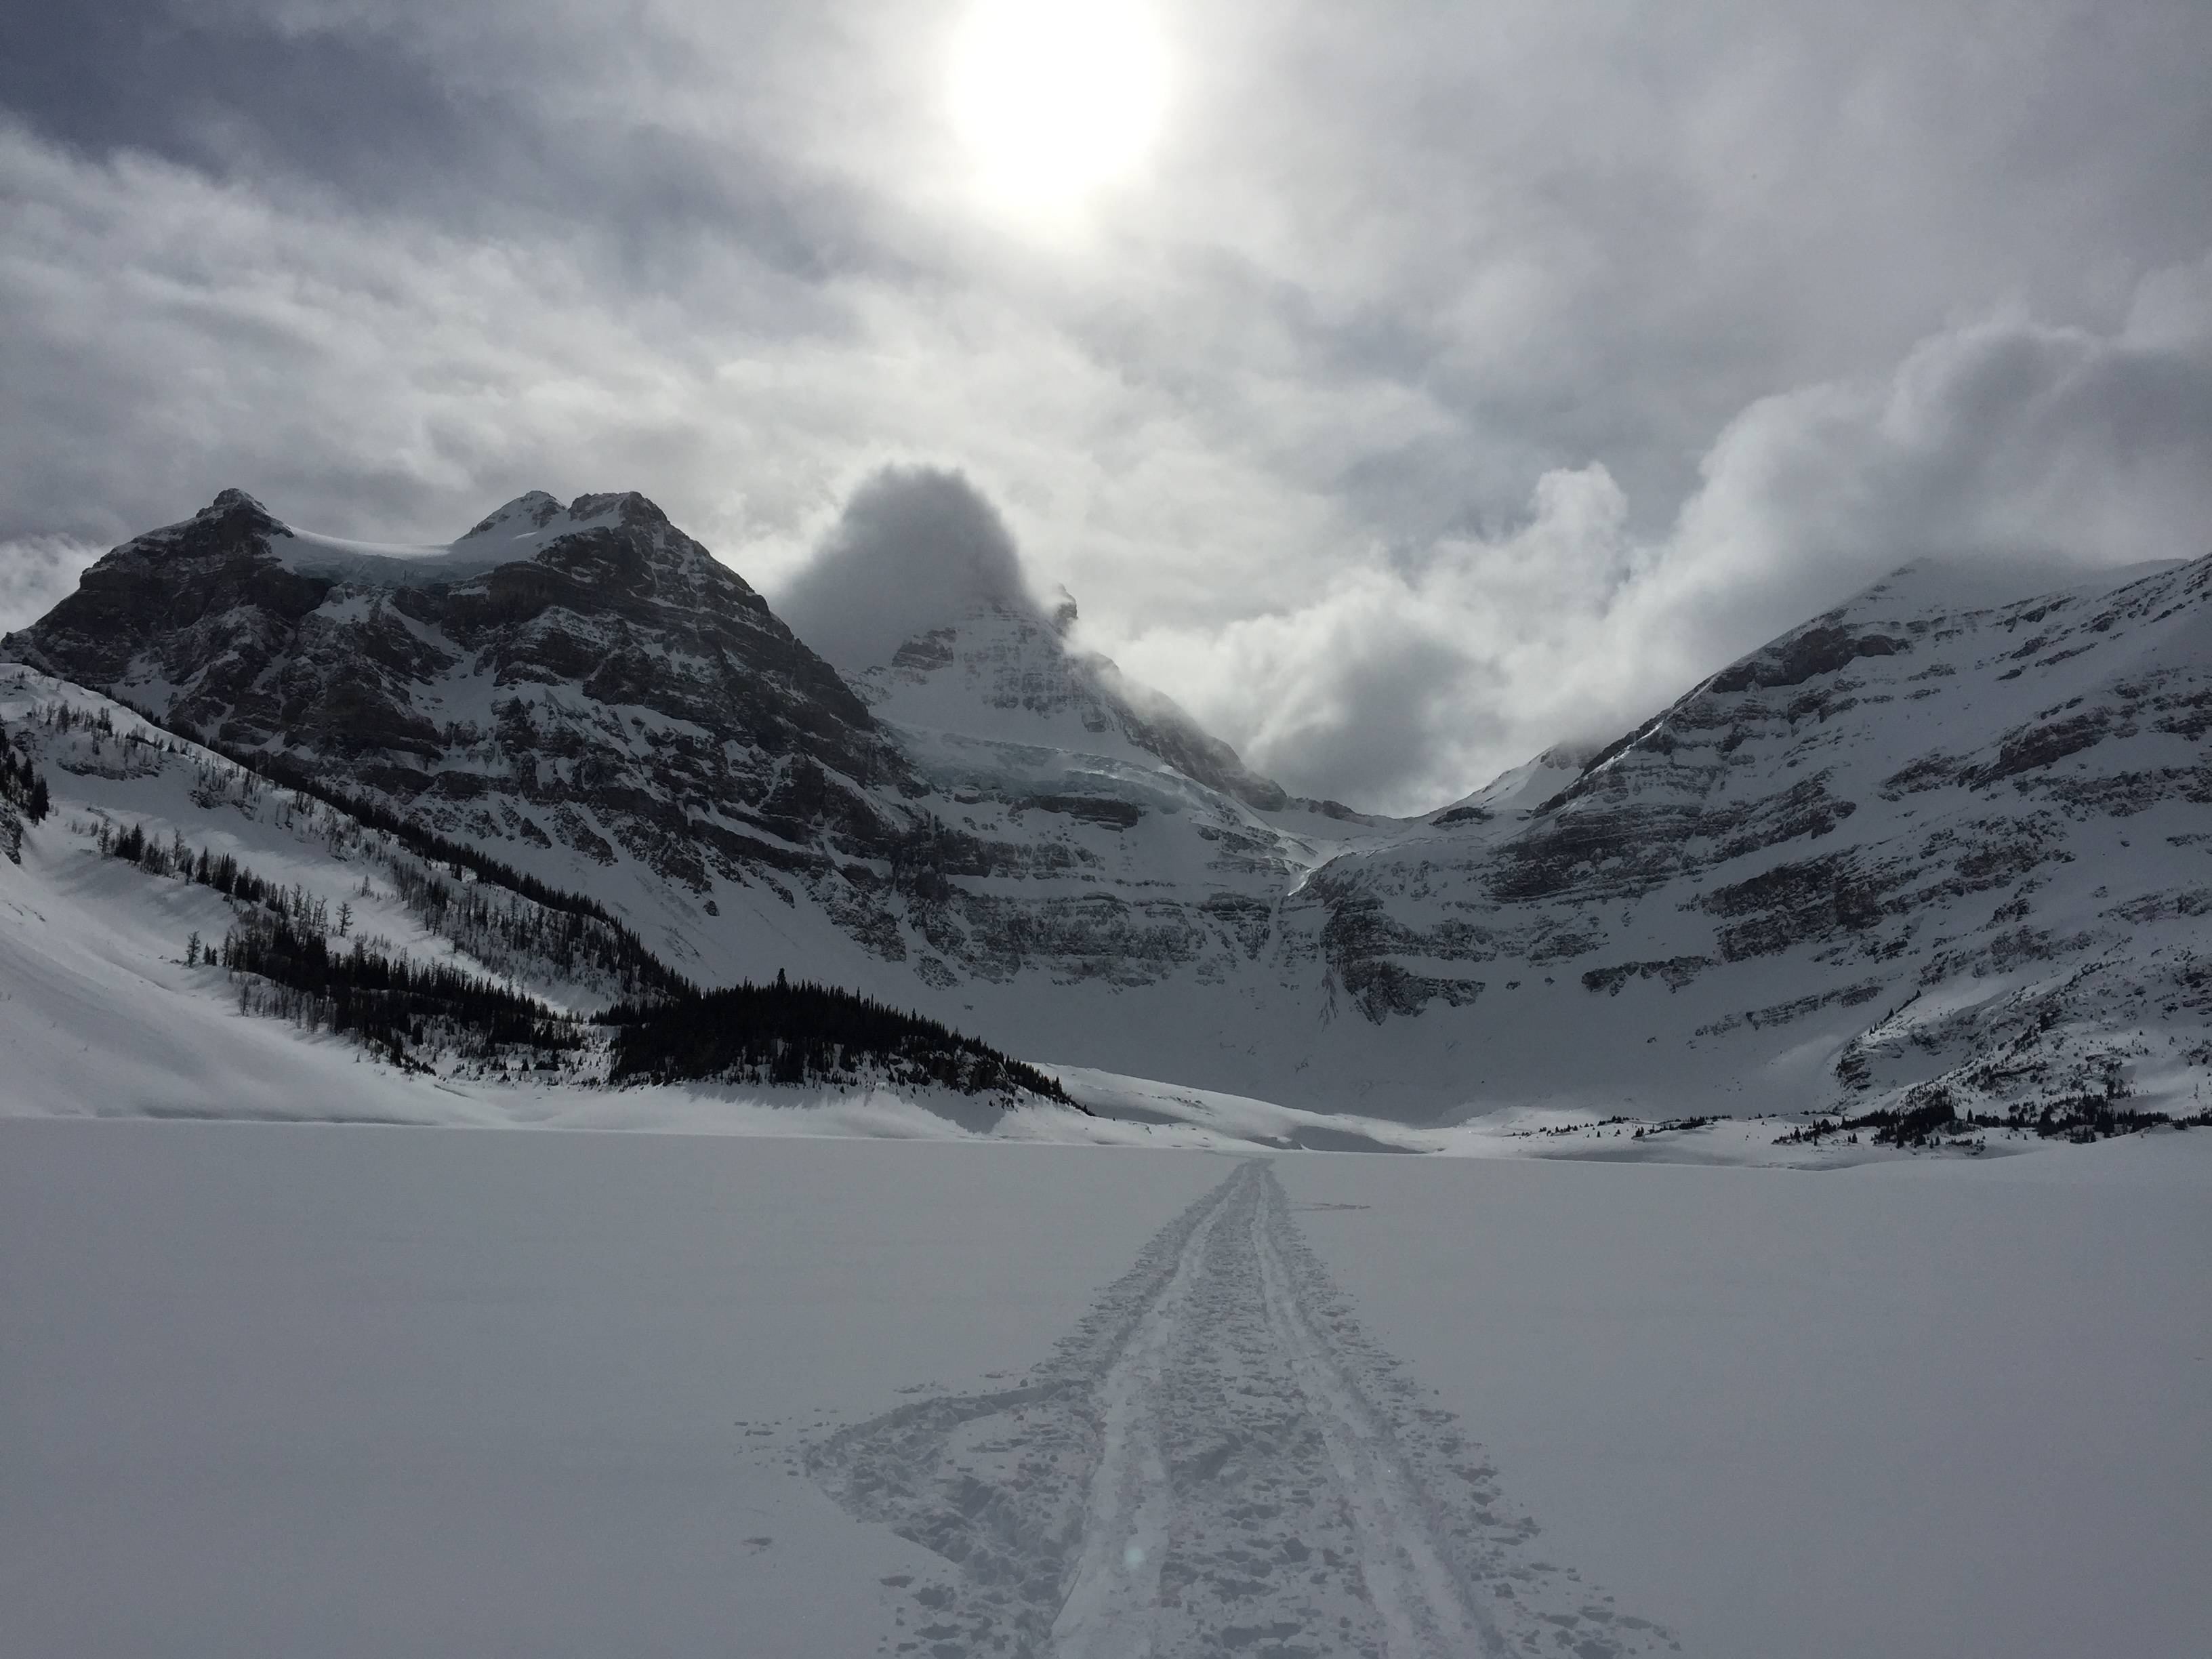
[3,1,2209,811]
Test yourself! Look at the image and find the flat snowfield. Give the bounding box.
[3,1123,2207,1659]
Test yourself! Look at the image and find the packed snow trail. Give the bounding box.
[809,1160,1679,1658]
[1245,1168,1497,1657]
[1046,1164,1233,1656]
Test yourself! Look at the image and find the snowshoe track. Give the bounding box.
[808,1160,1680,1658]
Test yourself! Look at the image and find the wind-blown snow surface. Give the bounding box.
[3,1123,2205,1659]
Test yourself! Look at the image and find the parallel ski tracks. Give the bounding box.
[808,1160,1678,1658]
[1046,1166,1236,1656]
[1246,1169,1499,1658]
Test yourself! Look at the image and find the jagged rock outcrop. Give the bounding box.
[4,491,907,886]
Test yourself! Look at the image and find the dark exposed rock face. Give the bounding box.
[14,491,334,717]
[5,491,913,902]
[1702,622,1908,695]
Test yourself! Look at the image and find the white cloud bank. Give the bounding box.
[0,535,104,638]
[1117,269,2212,811]
[778,466,1037,670]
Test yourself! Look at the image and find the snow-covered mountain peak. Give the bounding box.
[1844,554,2190,623]
[270,490,715,591]
[857,599,1124,743]
[1426,744,1598,834]
[1668,556,2195,711]
[49,487,666,599]
[445,491,711,580]
[852,596,1298,815]
[460,489,565,540]
[127,487,293,557]
[203,486,285,527]
[1,486,890,905]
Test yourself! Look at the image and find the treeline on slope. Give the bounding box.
[380,856,689,1006]
[218,909,577,1067]
[97,820,575,1068]
[96,819,1068,1100]
[1778,1086,2212,1148]
[599,972,1076,1105]
[115,696,691,1000]
[0,712,52,861]
[105,819,285,901]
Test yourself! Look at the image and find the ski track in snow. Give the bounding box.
[809,1161,1680,1658]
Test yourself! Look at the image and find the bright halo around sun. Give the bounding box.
[949,0,1168,210]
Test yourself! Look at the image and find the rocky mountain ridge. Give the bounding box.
[7,489,2209,1128]
[2,491,1359,1001]
[1282,554,2212,1120]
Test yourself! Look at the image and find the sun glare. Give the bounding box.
[949,0,1167,209]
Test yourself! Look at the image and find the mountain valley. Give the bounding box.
[5,489,2209,1150]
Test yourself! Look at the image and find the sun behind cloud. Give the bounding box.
[947,0,1168,210]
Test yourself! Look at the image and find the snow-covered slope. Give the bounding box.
[793,552,2212,1130]
[4,660,2204,1165]
[0,668,1012,1132]
[0,667,1408,1151]
[0,670,544,1124]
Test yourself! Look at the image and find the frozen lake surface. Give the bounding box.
[3,1120,2207,1658]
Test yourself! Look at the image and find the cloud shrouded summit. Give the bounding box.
[776,467,1038,672]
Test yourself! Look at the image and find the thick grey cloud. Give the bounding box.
[3,1,2209,809]
[1124,278,2212,808]
[0,535,102,638]
[777,466,1036,670]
